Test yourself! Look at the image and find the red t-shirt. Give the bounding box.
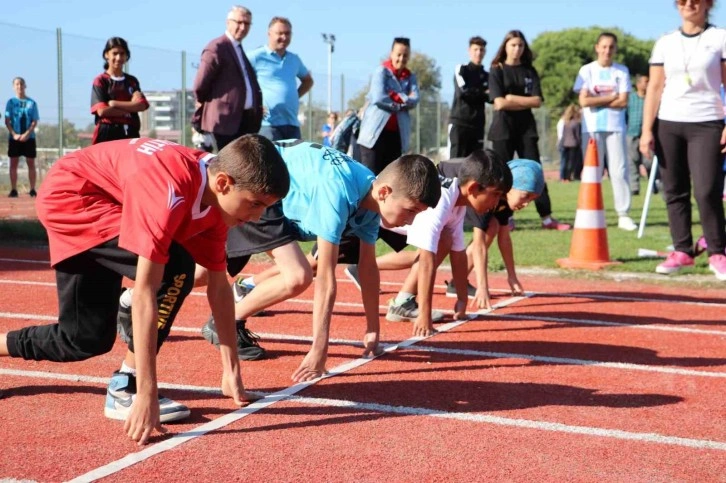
[37,138,228,271]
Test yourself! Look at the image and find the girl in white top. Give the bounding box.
[640,0,726,281]
[574,32,636,231]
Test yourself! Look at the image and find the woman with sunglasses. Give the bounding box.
[640,0,726,280]
[357,37,419,174]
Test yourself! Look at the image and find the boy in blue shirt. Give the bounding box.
[194,140,441,382]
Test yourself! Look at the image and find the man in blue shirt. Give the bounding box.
[250,17,314,140]
[197,140,442,383]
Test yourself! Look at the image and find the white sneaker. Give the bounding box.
[618,216,638,231]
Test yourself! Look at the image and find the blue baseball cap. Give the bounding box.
[507,159,544,195]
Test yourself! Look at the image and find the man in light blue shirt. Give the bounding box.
[249,17,314,140]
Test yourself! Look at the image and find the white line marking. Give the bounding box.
[166,327,726,379]
[0,258,48,265]
[289,396,726,452]
[58,298,518,482]
[2,367,724,453]
[528,290,726,309]
[485,313,726,336]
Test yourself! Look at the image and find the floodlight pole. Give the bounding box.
[322,33,336,113]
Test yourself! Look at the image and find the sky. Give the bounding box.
[1,0,725,128]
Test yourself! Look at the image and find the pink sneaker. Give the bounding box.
[656,251,694,274]
[542,217,571,231]
[708,254,726,281]
[694,236,708,257]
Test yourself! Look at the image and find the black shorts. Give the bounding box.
[465,206,510,232]
[8,138,37,158]
[226,201,300,260]
[310,228,409,266]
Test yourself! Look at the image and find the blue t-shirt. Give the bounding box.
[5,97,40,139]
[322,123,333,146]
[250,46,309,127]
[275,140,379,245]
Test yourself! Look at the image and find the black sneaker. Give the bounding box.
[445,280,476,299]
[8,189,18,198]
[117,290,132,344]
[232,278,267,316]
[344,264,361,291]
[28,189,37,197]
[201,316,267,361]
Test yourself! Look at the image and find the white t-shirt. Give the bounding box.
[650,26,726,122]
[389,177,467,253]
[574,61,631,133]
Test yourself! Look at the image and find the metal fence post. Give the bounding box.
[436,91,441,155]
[57,28,63,158]
[416,106,421,154]
[181,50,187,146]
[307,91,313,141]
[340,73,344,114]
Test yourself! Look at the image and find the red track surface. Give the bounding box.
[1,246,725,482]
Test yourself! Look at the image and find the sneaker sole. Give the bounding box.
[201,323,220,347]
[104,406,191,423]
[385,312,412,322]
[655,266,690,275]
[344,268,362,291]
[709,264,726,281]
[445,292,475,300]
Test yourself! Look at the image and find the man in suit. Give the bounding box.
[193,6,263,151]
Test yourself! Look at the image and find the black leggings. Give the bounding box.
[655,119,726,255]
[7,238,195,362]
[359,129,402,175]
[491,137,552,218]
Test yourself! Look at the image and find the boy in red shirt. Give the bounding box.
[0,135,288,446]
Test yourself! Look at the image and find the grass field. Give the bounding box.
[1,175,720,279]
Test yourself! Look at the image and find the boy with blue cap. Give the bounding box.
[444,159,545,309]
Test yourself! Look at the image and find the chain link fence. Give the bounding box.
[0,22,559,190]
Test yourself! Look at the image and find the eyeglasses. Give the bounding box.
[228,18,252,26]
[676,0,701,6]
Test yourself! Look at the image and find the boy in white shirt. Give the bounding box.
[370,150,512,336]
[574,32,637,231]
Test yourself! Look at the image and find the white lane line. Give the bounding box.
[58,297,519,482]
[529,290,726,309]
[0,258,48,265]
[2,367,724,452]
[1,271,724,308]
[166,327,726,379]
[289,396,726,452]
[484,313,726,336]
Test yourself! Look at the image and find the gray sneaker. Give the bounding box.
[385,296,444,323]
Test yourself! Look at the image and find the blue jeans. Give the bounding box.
[259,125,302,141]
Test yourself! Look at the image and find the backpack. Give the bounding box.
[330,112,361,153]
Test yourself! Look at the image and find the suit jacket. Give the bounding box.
[193,34,263,136]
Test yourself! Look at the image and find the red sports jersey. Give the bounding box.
[37,138,228,271]
[91,73,147,125]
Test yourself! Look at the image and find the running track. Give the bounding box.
[0,246,724,482]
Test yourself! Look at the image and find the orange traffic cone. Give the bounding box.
[557,138,621,270]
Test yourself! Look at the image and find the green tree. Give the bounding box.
[35,120,81,149]
[531,27,654,114]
